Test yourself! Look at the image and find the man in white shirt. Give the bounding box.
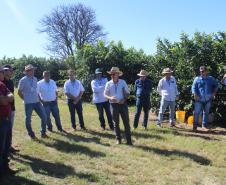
[104,67,132,145]
[91,68,113,130]
[37,71,64,132]
[64,70,86,130]
[157,68,179,127]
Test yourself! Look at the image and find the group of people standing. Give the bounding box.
[0,63,220,177]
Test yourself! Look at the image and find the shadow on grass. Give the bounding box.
[41,138,106,158]
[0,175,44,185]
[132,131,164,140]
[86,130,115,139]
[59,132,111,147]
[135,145,211,166]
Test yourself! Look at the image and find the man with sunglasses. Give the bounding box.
[104,67,132,145]
[192,66,218,131]
[3,65,19,153]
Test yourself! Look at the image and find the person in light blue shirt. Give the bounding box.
[192,66,218,131]
[91,68,113,130]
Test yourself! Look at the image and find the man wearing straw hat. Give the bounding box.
[133,70,152,130]
[192,66,218,131]
[157,68,179,127]
[104,67,132,145]
[18,64,48,139]
[91,68,114,130]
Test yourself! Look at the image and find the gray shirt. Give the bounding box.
[18,76,39,104]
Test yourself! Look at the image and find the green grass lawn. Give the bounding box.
[1,94,226,185]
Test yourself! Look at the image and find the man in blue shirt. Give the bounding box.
[133,70,152,130]
[192,66,218,131]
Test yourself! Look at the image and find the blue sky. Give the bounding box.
[1,0,226,58]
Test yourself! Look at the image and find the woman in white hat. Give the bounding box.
[104,67,132,145]
[157,68,179,127]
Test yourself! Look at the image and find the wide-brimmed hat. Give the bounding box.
[137,70,149,77]
[95,68,102,74]
[107,67,123,76]
[24,64,37,72]
[162,68,173,74]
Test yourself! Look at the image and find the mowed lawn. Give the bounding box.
[1,94,226,185]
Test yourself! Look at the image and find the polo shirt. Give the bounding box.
[64,79,85,99]
[104,79,130,103]
[18,76,39,104]
[37,79,57,102]
[0,81,11,118]
[91,77,108,103]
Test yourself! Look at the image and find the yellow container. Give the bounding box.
[176,111,186,123]
[187,116,194,125]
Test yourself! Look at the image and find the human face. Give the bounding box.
[111,73,119,82]
[140,76,146,81]
[4,69,13,79]
[200,70,207,77]
[165,73,171,80]
[96,73,102,79]
[69,72,76,81]
[44,73,50,82]
[26,69,34,77]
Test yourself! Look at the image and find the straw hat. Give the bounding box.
[137,70,148,77]
[107,67,123,76]
[24,64,37,73]
[162,68,173,74]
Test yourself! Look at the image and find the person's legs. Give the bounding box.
[75,100,85,128]
[34,102,47,136]
[24,103,35,137]
[68,100,76,129]
[157,99,169,126]
[8,111,15,149]
[103,101,114,129]
[193,101,203,129]
[133,98,142,129]
[96,103,105,129]
[202,101,212,127]
[43,103,53,131]
[111,103,121,142]
[120,104,132,144]
[142,98,150,128]
[169,101,176,126]
[51,101,63,131]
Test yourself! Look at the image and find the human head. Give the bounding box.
[0,67,4,81]
[95,68,102,79]
[199,66,208,77]
[24,64,36,78]
[162,68,173,79]
[3,64,13,80]
[107,67,123,82]
[137,70,148,81]
[68,69,76,81]
[43,71,51,82]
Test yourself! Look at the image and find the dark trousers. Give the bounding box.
[95,101,113,129]
[43,101,63,131]
[0,118,11,173]
[111,103,132,143]
[133,97,150,128]
[68,99,85,129]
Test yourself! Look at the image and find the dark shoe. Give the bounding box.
[41,134,49,138]
[9,147,20,154]
[47,128,53,132]
[4,166,18,176]
[81,126,87,131]
[30,135,39,141]
[59,129,67,133]
[116,140,121,145]
[193,127,197,132]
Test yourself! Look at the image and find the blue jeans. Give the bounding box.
[158,99,176,125]
[133,96,150,128]
[25,102,47,137]
[0,118,11,172]
[95,101,113,129]
[68,100,85,128]
[42,101,63,131]
[194,100,212,128]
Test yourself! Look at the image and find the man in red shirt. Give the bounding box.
[0,66,16,177]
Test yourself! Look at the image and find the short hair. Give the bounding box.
[43,71,50,76]
[68,69,75,74]
[199,66,207,71]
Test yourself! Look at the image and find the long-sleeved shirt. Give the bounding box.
[157,76,179,101]
[134,78,152,98]
[91,77,108,103]
[192,75,218,102]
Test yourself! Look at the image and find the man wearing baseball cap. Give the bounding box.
[133,70,152,130]
[192,66,218,131]
[18,64,48,139]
